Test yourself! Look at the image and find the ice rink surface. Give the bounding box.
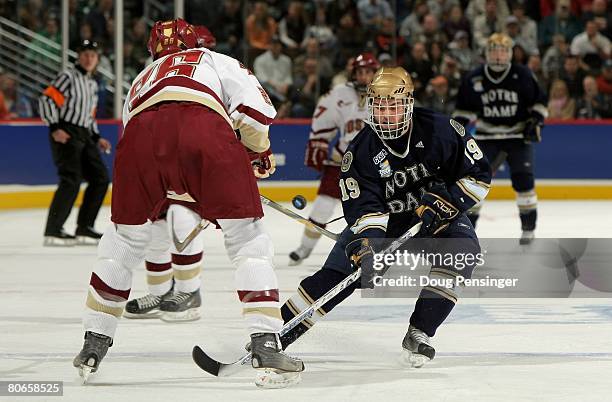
[1,200,611,402]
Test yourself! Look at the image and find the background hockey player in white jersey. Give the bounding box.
[73,19,303,388]
[289,53,380,265]
[123,204,207,321]
[453,33,548,245]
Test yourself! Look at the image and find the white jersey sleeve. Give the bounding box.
[211,51,277,153]
[309,91,340,142]
[309,83,368,163]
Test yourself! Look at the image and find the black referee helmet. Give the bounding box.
[77,39,99,53]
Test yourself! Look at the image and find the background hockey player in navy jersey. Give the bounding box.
[289,53,380,266]
[453,33,548,245]
[277,67,491,366]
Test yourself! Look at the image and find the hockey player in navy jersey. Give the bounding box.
[453,33,548,245]
[276,67,491,366]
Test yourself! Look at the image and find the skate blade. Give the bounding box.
[400,349,431,368]
[76,236,100,246]
[255,369,301,389]
[160,309,201,322]
[519,232,535,246]
[123,310,161,319]
[288,257,304,266]
[43,237,76,247]
[78,358,97,384]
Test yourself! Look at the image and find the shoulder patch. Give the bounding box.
[341,151,353,172]
[450,119,465,137]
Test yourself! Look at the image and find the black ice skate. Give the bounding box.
[43,229,76,247]
[75,226,103,245]
[401,325,435,368]
[250,332,304,388]
[73,331,113,383]
[159,289,201,322]
[124,285,174,319]
[288,245,312,266]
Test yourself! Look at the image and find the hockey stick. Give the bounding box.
[260,195,339,241]
[171,194,338,252]
[192,221,422,377]
[171,218,210,252]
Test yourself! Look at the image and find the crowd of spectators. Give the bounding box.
[1,0,612,120]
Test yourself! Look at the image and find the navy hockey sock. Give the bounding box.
[520,209,537,231]
[280,269,358,349]
[409,289,456,337]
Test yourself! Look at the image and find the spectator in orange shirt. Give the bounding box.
[245,1,278,66]
[596,59,612,95]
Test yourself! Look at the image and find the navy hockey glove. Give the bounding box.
[414,184,459,237]
[345,238,377,288]
[346,238,374,268]
[523,116,543,143]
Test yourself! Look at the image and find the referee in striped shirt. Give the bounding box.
[39,40,111,246]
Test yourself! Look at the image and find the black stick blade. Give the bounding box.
[192,345,222,376]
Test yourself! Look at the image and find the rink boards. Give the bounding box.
[1,119,611,208]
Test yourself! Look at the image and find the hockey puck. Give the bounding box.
[292,195,307,210]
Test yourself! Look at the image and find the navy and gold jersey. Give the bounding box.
[453,64,548,140]
[340,107,491,240]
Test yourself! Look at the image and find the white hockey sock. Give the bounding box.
[145,260,173,296]
[517,189,538,213]
[167,204,204,293]
[172,252,202,293]
[219,218,282,334]
[84,222,151,338]
[145,219,172,296]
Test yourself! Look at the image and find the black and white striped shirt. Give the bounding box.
[38,65,99,136]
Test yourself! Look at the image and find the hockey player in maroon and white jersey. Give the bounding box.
[73,19,303,388]
[289,53,380,265]
[123,27,217,323]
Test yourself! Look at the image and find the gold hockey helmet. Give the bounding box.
[486,33,513,73]
[365,66,415,140]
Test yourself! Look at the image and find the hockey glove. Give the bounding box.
[305,138,329,172]
[345,237,378,288]
[523,116,543,143]
[248,149,276,179]
[414,183,459,237]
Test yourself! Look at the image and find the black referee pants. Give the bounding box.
[45,124,109,235]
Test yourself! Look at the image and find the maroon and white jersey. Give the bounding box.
[123,48,276,152]
[310,82,367,164]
